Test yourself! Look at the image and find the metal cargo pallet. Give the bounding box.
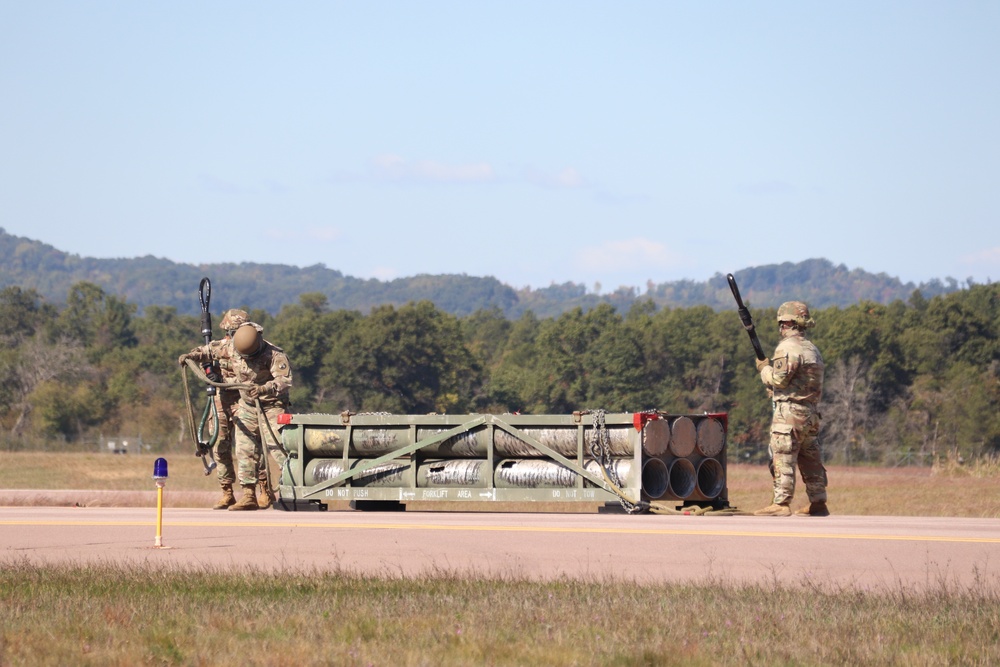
[273,410,729,513]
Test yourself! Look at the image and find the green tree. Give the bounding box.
[320,302,480,414]
[585,310,652,411]
[270,298,333,409]
[821,355,875,464]
[0,286,56,345]
[527,306,612,413]
[315,310,366,411]
[813,301,908,414]
[59,282,137,359]
[484,311,542,412]
[29,377,109,440]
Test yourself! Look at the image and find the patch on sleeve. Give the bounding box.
[773,357,787,372]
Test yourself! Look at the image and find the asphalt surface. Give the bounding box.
[2,504,999,591]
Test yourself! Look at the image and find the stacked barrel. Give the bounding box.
[639,414,727,502]
[278,412,727,509]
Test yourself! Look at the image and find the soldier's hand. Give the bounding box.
[755,357,771,372]
[246,385,260,400]
[178,353,190,366]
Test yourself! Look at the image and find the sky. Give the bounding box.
[2,2,998,293]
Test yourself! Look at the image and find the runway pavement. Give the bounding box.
[2,505,999,591]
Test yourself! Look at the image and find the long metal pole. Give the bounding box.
[154,481,164,548]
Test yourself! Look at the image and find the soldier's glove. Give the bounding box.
[755,357,771,372]
[178,353,190,366]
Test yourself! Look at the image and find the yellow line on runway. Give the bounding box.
[3,519,1000,544]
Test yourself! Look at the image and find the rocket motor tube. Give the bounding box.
[301,425,637,458]
[696,418,726,457]
[668,416,697,457]
[490,458,648,491]
[696,457,726,500]
[301,456,669,496]
[303,458,414,488]
[417,459,491,488]
[667,458,697,499]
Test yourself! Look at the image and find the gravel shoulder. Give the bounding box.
[0,489,216,508]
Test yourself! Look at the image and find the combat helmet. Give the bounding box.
[776,301,815,329]
[220,309,249,334]
[233,323,264,358]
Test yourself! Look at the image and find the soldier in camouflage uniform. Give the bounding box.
[177,308,249,510]
[227,322,292,511]
[753,301,830,517]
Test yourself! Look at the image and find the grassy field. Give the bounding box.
[2,451,999,517]
[1,559,998,667]
[3,452,999,665]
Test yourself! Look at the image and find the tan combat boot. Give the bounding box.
[754,502,792,516]
[257,479,276,510]
[794,501,830,517]
[213,483,236,510]
[228,484,259,511]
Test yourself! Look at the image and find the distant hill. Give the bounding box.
[0,228,962,318]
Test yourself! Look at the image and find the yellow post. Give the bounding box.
[155,481,165,547]
[152,457,168,548]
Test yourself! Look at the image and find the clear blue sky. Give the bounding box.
[2,2,998,292]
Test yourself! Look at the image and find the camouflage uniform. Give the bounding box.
[180,309,249,508]
[183,338,241,485]
[230,324,292,488]
[759,302,828,510]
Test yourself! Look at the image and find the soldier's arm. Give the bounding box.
[182,342,216,364]
[761,343,800,390]
[259,350,292,397]
[758,345,777,388]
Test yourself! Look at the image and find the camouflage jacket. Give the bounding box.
[185,338,239,393]
[229,340,292,408]
[760,330,824,406]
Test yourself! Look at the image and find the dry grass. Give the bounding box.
[3,454,999,665]
[0,451,219,508]
[726,463,1000,518]
[1,559,998,667]
[0,451,222,492]
[1,453,999,517]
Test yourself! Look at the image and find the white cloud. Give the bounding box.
[304,226,342,242]
[369,266,398,281]
[959,246,1000,279]
[265,226,342,243]
[575,237,696,275]
[198,173,245,195]
[554,167,584,188]
[373,154,495,184]
[961,246,1000,267]
[366,155,590,191]
[523,165,588,190]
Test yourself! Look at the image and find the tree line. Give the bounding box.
[2,229,963,319]
[1,281,997,464]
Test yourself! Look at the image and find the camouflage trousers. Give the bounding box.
[232,401,289,487]
[768,401,828,506]
[212,390,240,485]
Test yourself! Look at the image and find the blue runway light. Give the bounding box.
[153,457,169,480]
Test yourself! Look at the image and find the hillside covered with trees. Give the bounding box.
[1,279,997,467]
[0,228,963,319]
